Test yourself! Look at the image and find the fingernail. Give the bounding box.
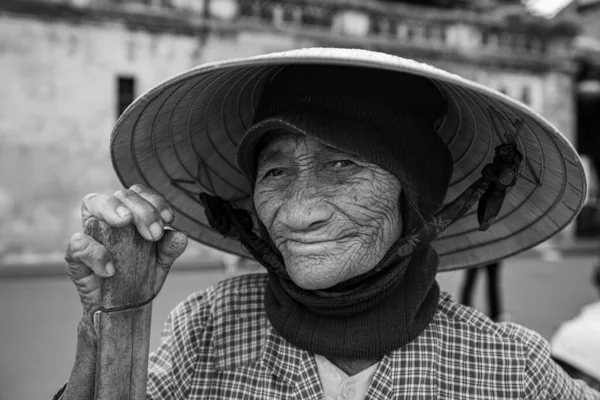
[160,208,174,223]
[149,222,163,240]
[105,261,115,276]
[116,207,130,218]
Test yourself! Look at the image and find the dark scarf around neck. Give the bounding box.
[264,245,440,359]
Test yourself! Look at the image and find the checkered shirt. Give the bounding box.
[147,273,600,399]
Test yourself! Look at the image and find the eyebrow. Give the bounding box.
[257,148,288,167]
[322,146,356,158]
[257,137,361,167]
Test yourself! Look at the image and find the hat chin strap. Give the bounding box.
[199,139,522,273]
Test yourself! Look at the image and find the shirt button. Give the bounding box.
[341,383,356,399]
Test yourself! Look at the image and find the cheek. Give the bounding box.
[253,189,281,228]
[339,177,401,230]
[338,198,399,243]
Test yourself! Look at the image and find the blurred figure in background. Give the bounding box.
[460,262,507,322]
[576,62,600,274]
[550,262,600,391]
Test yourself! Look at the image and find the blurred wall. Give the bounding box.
[0,0,578,262]
[0,6,310,262]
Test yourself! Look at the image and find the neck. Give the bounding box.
[264,246,440,359]
[328,357,381,376]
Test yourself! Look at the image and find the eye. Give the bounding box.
[330,160,356,169]
[262,168,285,179]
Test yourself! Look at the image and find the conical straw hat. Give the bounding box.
[110,47,586,271]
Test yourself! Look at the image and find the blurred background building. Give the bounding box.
[572,0,600,225]
[4,1,600,399]
[1,0,595,266]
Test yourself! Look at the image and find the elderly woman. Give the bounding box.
[58,49,600,399]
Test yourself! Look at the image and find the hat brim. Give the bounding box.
[110,47,586,272]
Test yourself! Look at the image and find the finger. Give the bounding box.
[66,233,114,279]
[129,184,174,224]
[81,193,132,228]
[66,233,113,314]
[113,188,164,241]
[72,273,102,315]
[154,230,188,294]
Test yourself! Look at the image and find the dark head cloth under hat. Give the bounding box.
[110,48,586,271]
[237,64,453,225]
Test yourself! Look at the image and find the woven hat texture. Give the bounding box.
[110,47,586,271]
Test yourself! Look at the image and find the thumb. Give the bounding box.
[154,230,188,294]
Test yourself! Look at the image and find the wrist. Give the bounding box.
[77,314,97,351]
[61,317,98,400]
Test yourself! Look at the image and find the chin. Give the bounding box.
[284,255,348,290]
[290,275,337,290]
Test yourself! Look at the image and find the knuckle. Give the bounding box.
[67,233,88,253]
[114,188,139,202]
[70,232,87,244]
[135,185,165,206]
[113,188,129,198]
[79,240,97,259]
[82,193,99,202]
[75,239,107,263]
[142,208,161,222]
[81,193,99,210]
[65,260,81,277]
[129,184,146,192]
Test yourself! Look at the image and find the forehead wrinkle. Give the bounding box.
[257,147,287,167]
[258,132,357,167]
[257,132,304,166]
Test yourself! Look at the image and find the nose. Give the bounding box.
[279,187,333,232]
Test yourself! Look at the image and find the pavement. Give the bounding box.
[1,251,599,400]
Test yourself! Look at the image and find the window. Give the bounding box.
[481,31,489,46]
[117,76,136,118]
[439,26,447,44]
[521,86,531,105]
[406,25,414,40]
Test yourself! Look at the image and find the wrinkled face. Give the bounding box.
[253,132,403,290]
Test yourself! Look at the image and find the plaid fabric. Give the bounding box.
[147,273,600,399]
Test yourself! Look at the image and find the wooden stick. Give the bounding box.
[84,219,156,400]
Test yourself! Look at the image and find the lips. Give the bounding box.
[286,238,334,245]
[283,232,353,244]
[280,234,354,254]
[283,240,337,255]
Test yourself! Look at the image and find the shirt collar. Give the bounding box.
[380,314,440,398]
[261,322,439,399]
[260,325,307,383]
[261,325,324,399]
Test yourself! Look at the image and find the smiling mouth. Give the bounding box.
[283,235,354,249]
[284,240,337,255]
[288,238,333,245]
